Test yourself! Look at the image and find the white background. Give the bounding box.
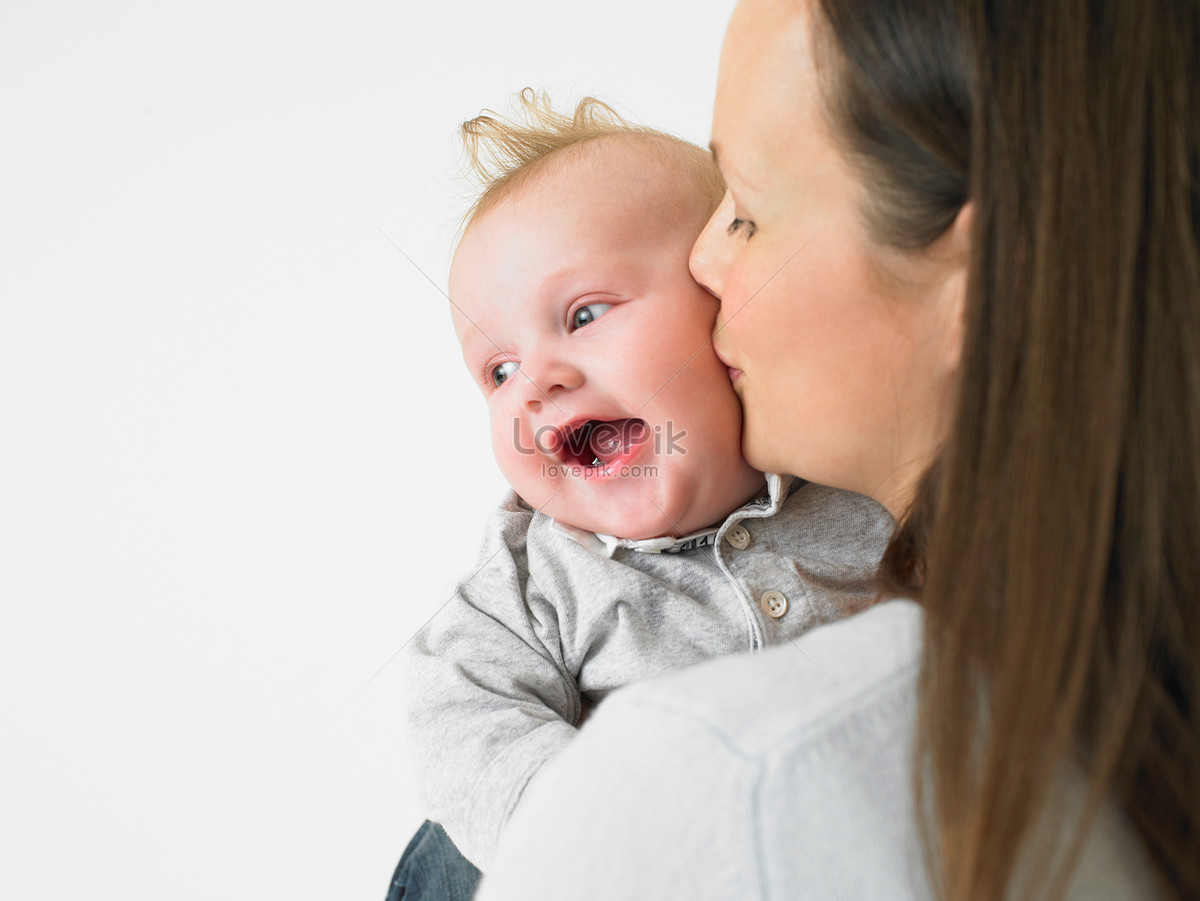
[1,1,733,898]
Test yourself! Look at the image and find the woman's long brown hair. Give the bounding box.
[818,0,1200,898]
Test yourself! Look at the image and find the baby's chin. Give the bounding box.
[590,515,682,542]
[549,496,720,542]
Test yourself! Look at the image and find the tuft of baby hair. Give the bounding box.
[458,88,724,235]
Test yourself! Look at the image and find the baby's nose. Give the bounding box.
[520,359,584,411]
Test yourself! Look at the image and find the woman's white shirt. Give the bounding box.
[476,600,1158,900]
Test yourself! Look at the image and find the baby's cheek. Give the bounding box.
[700,385,747,437]
[491,419,532,475]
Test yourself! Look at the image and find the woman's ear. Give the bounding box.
[938,201,974,374]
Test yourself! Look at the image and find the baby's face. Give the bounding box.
[450,139,763,539]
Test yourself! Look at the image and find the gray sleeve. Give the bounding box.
[403,502,581,869]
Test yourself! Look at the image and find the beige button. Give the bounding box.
[759,590,788,618]
[725,524,751,550]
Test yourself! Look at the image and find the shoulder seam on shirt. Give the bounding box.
[750,756,774,901]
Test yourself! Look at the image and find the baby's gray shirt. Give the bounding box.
[402,474,894,867]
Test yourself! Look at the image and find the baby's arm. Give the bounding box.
[403,502,580,869]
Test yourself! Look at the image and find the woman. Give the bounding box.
[476,0,1200,898]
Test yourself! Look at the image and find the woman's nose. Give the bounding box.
[689,191,736,300]
[520,358,584,412]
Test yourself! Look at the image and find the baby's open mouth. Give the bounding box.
[559,418,648,467]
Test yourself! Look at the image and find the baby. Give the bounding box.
[398,92,894,888]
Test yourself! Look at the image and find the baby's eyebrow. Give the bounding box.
[459,326,486,358]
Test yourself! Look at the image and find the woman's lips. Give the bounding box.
[712,341,743,383]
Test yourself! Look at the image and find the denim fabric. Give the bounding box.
[385,821,481,901]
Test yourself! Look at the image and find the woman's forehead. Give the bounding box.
[714,0,824,188]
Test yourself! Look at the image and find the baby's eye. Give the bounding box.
[571,303,613,330]
[726,217,757,239]
[490,360,519,387]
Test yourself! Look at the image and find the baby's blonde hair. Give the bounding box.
[458,88,725,234]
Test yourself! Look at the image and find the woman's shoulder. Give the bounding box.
[478,602,930,901]
[582,598,1158,901]
[481,599,1157,900]
[610,598,923,756]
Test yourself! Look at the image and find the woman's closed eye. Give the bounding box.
[571,302,613,330]
[727,217,757,239]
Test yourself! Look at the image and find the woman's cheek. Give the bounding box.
[718,266,763,344]
[738,271,788,354]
